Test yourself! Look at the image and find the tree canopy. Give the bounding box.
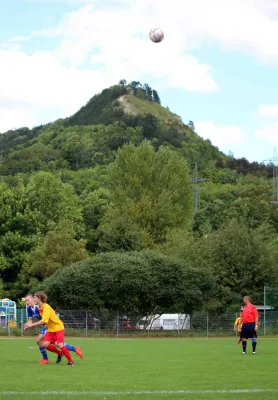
[0,80,277,313]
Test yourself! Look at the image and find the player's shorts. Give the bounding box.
[40,326,47,335]
[44,330,65,344]
[240,322,257,339]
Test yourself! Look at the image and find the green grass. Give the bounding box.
[1,338,278,400]
[124,95,181,123]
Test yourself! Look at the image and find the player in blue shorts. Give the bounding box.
[24,294,83,364]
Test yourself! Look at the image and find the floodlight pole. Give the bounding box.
[263,286,266,336]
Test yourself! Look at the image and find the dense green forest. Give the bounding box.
[0,80,277,314]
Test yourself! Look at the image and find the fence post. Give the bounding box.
[85,311,88,338]
[21,309,24,336]
[206,312,209,337]
[177,313,180,338]
[116,312,119,339]
[264,286,266,336]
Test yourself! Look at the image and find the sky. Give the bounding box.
[1,0,278,162]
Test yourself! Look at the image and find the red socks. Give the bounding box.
[46,344,73,363]
[61,346,73,363]
[46,344,62,356]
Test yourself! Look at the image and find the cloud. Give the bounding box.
[0,48,113,132]
[2,0,278,133]
[258,104,278,119]
[255,123,278,146]
[195,121,248,150]
[55,0,278,65]
[0,1,221,132]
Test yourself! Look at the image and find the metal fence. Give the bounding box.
[2,309,278,338]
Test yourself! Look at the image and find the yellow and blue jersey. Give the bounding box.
[27,305,41,320]
[27,305,46,335]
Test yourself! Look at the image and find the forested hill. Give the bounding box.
[0,80,269,175]
[0,80,278,311]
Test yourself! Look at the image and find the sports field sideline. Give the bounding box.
[1,337,278,400]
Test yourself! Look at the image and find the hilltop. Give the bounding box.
[66,81,183,127]
[0,81,231,175]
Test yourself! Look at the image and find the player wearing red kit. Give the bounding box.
[240,296,259,355]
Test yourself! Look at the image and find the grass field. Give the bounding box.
[1,338,278,400]
[123,95,181,123]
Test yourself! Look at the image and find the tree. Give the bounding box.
[190,220,278,310]
[188,121,195,131]
[143,83,153,101]
[141,114,159,139]
[105,141,193,245]
[130,81,141,95]
[152,89,161,104]
[119,79,127,86]
[26,171,84,236]
[82,187,111,252]
[41,251,214,314]
[98,211,146,252]
[26,220,87,281]
[0,181,40,298]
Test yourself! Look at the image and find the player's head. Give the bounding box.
[243,295,251,305]
[34,291,48,304]
[24,294,35,307]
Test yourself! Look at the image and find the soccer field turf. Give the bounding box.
[1,338,278,400]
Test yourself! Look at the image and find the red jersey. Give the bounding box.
[241,304,258,323]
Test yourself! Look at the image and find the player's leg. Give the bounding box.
[252,337,257,354]
[252,329,257,354]
[53,341,82,363]
[43,333,63,358]
[239,324,247,353]
[56,331,74,365]
[55,341,64,364]
[241,339,247,353]
[36,330,49,364]
[64,342,83,359]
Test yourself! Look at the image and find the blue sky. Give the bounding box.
[1,0,278,163]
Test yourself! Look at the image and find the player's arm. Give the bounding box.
[27,319,45,328]
[25,306,50,330]
[24,317,46,330]
[254,308,259,330]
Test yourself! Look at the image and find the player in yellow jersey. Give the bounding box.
[234,314,243,334]
[24,292,75,366]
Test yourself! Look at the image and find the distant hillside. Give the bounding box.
[0,80,272,177]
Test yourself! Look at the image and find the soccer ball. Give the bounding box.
[149,28,164,43]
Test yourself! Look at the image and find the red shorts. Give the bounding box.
[44,330,64,344]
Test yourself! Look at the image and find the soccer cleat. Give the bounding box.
[56,353,63,364]
[242,352,246,354]
[67,362,74,366]
[75,346,83,359]
[252,352,256,355]
[38,359,49,364]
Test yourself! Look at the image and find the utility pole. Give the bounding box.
[192,162,208,213]
[262,147,278,205]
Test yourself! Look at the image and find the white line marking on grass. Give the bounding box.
[1,389,278,396]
